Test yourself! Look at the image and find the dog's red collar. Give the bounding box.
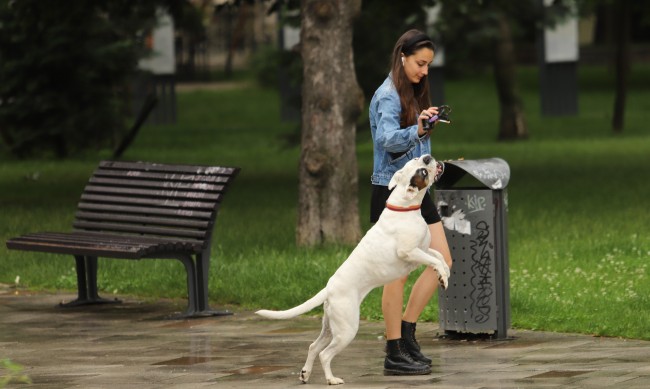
[385,202,421,212]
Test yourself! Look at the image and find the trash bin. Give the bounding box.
[434,158,511,339]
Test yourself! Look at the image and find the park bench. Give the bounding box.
[6,160,240,318]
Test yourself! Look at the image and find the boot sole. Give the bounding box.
[383,367,432,376]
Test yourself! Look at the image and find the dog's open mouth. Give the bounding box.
[434,161,445,182]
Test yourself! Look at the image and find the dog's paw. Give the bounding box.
[428,248,451,279]
[438,273,449,290]
[327,376,345,385]
[441,259,451,279]
[300,369,311,383]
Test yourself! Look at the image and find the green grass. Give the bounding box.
[1,64,649,340]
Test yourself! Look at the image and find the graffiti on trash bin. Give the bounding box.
[469,220,494,324]
[467,194,487,213]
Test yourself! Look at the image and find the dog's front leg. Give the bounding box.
[398,247,450,289]
[427,248,451,280]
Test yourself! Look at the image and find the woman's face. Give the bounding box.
[402,48,434,84]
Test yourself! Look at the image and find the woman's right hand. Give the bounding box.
[417,106,439,137]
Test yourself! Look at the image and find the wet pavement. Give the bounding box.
[1,289,649,388]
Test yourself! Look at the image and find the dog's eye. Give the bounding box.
[420,169,428,176]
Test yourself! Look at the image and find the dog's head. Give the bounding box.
[388,155,443,202]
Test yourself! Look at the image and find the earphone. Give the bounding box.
[401,56,405,65]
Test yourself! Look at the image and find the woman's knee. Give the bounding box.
[385,276,408,290]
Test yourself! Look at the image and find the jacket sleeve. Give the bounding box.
[374,91,421,153]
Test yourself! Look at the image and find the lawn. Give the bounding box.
[1,64,648,340]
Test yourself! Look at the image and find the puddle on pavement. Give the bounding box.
[528,370,593,378]
[30,374,99,385]
[265,327,313,334]
[485,340,542,349]
[153,356,220,365]
[226,365,290,375]
[159,319,212,329]
[93,335,153,342]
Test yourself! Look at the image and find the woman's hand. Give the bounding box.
[417,106,439,137]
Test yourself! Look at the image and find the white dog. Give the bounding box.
[256,154,450,385]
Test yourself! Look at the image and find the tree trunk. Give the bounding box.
[612,0,630,134]
[225,4,248,78]
[493,12,528,140]
[297,0,364,246]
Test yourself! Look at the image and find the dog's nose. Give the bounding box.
[422,155,432,165]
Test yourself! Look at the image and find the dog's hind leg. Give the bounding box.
[319,302,359,385]
[300,313,332,383]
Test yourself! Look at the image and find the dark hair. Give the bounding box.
[390,29,435,128]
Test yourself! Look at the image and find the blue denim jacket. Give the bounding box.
[369,75,431,186]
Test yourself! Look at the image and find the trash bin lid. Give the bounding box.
[435,158,510,190]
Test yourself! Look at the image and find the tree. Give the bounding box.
[0,0,184,158]
[611,0,631,134]
[433,0,538,140]
[577,0,650,134]
[296,0,364,246]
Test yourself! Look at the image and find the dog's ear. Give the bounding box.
[388,170,402,190]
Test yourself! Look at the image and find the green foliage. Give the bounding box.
[0,0,173,158]
[353,0,434,99]
[0,359,31,387]
[265,0,437,102]
[432,0,538,76]
[249,44,302,90]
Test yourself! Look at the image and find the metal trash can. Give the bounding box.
[434,158,511,339]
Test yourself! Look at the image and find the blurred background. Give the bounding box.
[1,0,649,158]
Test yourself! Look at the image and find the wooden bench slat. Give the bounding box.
[72,221,206,239]
[93,169,231,184]
[7,237,147,258]
[76,203,213,219]
[6,238,195,259]
[83,185,222,201]
[88,177,226,192]
[8,244,143,259]
[8,235,150,251]
[14,231,202,249]
[74,211,210,229]
[79,194,219,210]
[7,234,202,258]
[98,160,239,176]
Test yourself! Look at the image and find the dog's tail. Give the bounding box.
[255,288,327,320]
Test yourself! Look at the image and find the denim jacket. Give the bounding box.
[369,75,431,186]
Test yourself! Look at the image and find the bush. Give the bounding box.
[0,0,165,158]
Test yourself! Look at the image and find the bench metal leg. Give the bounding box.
[190,250,232,317]
[172,254,198,317]
[164,253,230,319]
[59,256,121,307]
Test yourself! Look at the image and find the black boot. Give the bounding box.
[401,321,432,366]
[384,339,431,376]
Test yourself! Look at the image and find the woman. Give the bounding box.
[368,29,453,376]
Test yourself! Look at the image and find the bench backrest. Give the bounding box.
[73,160,240,248]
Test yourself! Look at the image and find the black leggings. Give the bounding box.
[370,185,441,225]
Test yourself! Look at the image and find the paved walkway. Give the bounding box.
[1,289,649,388]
